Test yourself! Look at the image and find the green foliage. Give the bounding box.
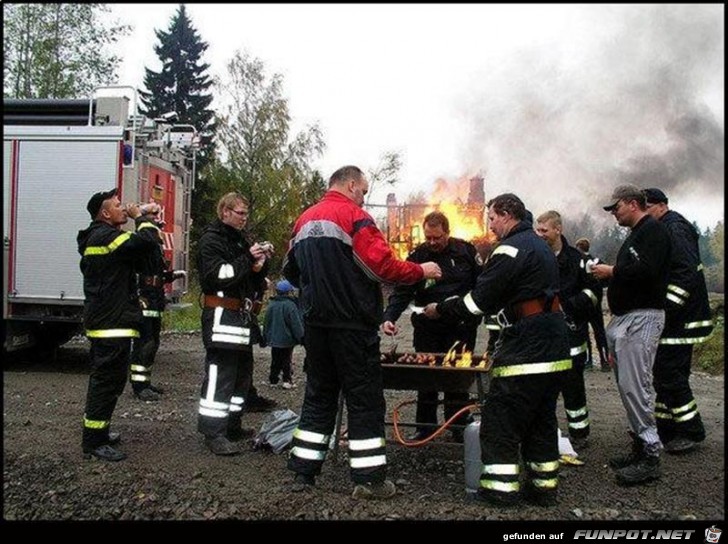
[704,221,724,293]
[207,50,326,272]
[162,285,202,332]
[693,297,724,375]
[3,3,130,98]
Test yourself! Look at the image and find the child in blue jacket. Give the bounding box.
[263,280,305,389]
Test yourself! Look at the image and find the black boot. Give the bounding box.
[609,432,642,470]
[523,484,558,507]
[615,454,661,485]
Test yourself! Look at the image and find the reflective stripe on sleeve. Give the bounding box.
[83,232,132,256]
[581,288,598,307]
[463,292,484,316]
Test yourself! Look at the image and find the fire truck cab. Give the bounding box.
[3,87,197,355]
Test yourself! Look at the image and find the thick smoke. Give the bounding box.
[455,5,724,228]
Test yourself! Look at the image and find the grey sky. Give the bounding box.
[111,4,724,228]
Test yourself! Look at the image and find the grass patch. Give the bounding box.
[693,314,724,375]
[162,286,202,332]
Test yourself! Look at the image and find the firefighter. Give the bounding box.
[424,193,571,507]
[382,211,481,443]
[535,210,602,451]
[77,189,161,461]
[283,165,442,499]
[592,184,671,486]
[643,188,713,453]
[196,192,270,456]
[574,237,610,372]
[129,218,186,401]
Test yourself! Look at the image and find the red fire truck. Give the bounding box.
[3,86,197,354]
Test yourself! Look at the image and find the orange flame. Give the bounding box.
[386,174,489,259]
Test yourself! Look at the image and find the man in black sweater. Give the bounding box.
[592,184,671,486]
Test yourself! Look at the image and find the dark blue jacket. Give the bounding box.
[659,210,713,344]
[264,295,305,348]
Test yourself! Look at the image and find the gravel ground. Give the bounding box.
[3,319,724,521]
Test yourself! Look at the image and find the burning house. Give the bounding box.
[370,172,496,260]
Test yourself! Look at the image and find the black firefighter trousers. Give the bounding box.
[197,347,254,439]
[288,325,386,485]
[130,315,162,393]
[82,337,132,450]
[561,350,590,439]
[654,343,706,443]
[480,371,563,503]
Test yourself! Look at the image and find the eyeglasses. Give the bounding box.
[229,208,249,217]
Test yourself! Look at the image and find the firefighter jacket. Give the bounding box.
[607,215,671,316]
[77,217,161,337]
[658,210,714,345]
[197,219,268,351]
[136,233,175,316]
[437,221,571,377]
[556,235,602,353]
[383,237,482,332]
[283,190,424,331]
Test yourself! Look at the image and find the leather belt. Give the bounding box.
[512,295,561,319]
[203,295,244,311]
[141,275,163,288]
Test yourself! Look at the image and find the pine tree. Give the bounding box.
[138,4,216,246]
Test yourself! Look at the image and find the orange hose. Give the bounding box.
[392,398,479,446]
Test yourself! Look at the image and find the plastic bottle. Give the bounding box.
[464,420,482,494]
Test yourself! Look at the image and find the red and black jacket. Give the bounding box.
[283,191,424,331]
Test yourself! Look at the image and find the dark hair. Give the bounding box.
[329,165,364,188]
[487,193,526,220]
[575,238,591,252]
[423,211,450,233]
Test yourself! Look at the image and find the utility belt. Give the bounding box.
[496,295,561,329]
[202,295,263,315]
[140,275,163,288]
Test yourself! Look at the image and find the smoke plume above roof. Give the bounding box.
[456,4,724,226]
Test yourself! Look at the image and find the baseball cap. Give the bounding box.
[86,188,117,219]
[643,187,668,205]
[603,184,645,211]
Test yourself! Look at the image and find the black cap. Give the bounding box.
[643,187,668,205]
[86,188,117,219]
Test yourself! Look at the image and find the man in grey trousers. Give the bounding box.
[591,185,671,485]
